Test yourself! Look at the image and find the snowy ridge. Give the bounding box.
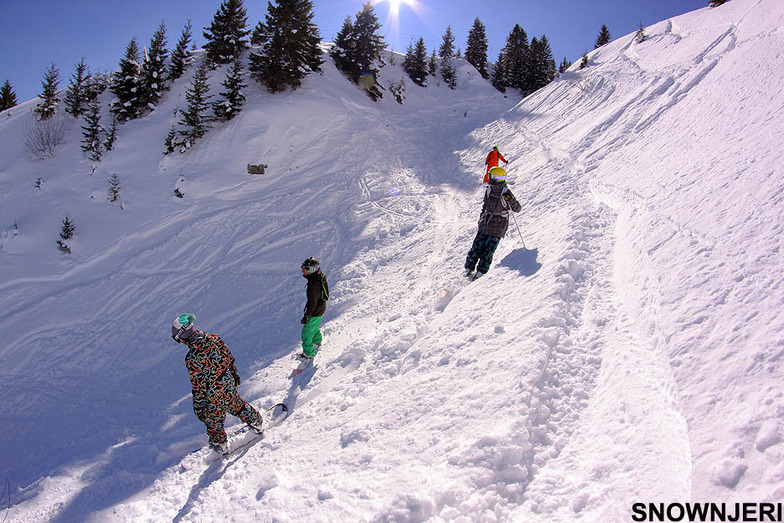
[3,0,784,520]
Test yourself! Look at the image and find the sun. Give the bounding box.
[379,0,416,17]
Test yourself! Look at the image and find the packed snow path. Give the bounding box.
[3,0,784,520]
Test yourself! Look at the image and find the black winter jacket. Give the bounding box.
[477,182,521,238]
[303,270,329,318]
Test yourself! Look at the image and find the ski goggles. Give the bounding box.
[172,321,194,342]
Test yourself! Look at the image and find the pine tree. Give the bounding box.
[60,215,75,240]
[493,25,529,94]
[330,17,356,79]
[580,53,589,69]
[250,19,270,46]
[329,2,385,100]
[57,214,75,252]
[250,0,323,93]
[439,25,457,89]
[164,124,178,155]
[107,173,121,203]
[169,19,193,80]
[203,0,251,66]
[594,24,611,49]
[80,99,103,162]
[402,37,428,86]
[528,35,556,93]
[0,80,18,112]
[213,57,246,121]
[178,62,212,149]
[491,49,507,92]
[64,57,92,117]
[35,63,60,120]
[110,38,143,122]
[465,18,489,79]
[635,22,647,43]
[558,57,572,75]
[428,49,438,76]
[104,118,118,151]
[141,21,169,111]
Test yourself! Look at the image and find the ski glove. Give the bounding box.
[231,367,241,387]
[301,314,310,324]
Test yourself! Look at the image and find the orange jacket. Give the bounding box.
[483,149,507,182]
[485,149,507,171]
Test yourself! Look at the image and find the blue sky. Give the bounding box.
[1,0,708,103]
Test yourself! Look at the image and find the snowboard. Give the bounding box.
[290,353,314,376]
[207,402,289,460]
[289,345,320,376]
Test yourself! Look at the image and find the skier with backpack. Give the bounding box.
[171,313,264,455]
[465,166,522,280]
[483,145,508,183]
[299,257,329,359]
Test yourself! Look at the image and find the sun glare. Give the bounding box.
[380,0,416,17]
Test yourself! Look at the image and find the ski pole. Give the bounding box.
[511,211,526,249]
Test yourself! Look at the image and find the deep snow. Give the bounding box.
[1,0,783,520]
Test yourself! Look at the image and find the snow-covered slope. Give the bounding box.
[2,0,783,520]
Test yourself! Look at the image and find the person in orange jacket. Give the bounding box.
[483,145,508,183]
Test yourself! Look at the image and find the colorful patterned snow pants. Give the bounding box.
[195,380,262,445]
[465,232,501,275]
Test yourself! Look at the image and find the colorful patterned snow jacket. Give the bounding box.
[184,331,242,415]
[477,182,521,238]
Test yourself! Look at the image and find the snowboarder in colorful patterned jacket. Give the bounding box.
[299,258,329,359]
[465,166,521,280]
[171,313,263,454]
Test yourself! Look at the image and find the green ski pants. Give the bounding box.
[301,315,323,357]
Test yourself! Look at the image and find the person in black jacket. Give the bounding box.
[465,166,521,280]
[299,257,329,358]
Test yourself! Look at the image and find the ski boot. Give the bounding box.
[209,440,229,456]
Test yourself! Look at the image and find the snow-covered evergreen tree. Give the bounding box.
[80,99,103,162]
[103,118,118,151]
[64,57,92,117]
[250,0,323,93]
[203,0,250,66]
[635,22,647,43]
[330,17,356,79]
[35,63,60,120]
[213,57,246,121]
[528,35,556,93]
[558,57,572,74]
[465,18,489,79]
[178,62,212,150]
[110,38,143,122]
[169,19,193,81]
[594,24,611,48]
[329,2,385,100]
[428,49,438,77]
[402,37,428,87]
[439,25,457,90]
[709,0,729,6]
[57,215,75,252]
[164,125,177,155]
[107,173,121,203]
[141,21,169,111]
[0,80,18,112]
[493,25,529,94]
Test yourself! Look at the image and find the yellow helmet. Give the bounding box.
[489,166,507,183]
